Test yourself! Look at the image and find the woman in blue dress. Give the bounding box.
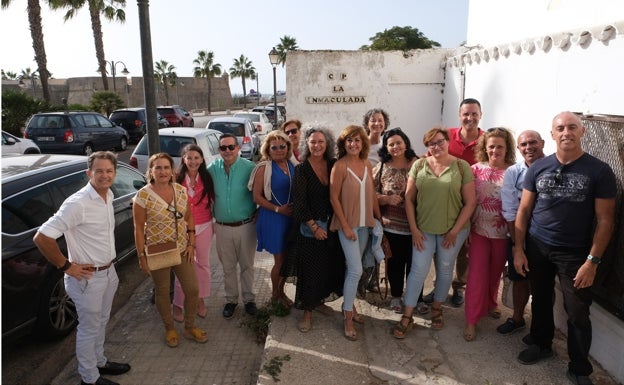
[251,130,296,307]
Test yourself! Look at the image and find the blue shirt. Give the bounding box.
[501,161,528,222]
[207,157,256,222]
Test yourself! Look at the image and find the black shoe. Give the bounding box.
[566,369,594,385]
[497,318,526,335]
[422,291,434,305]
[223,303,237,319]
[81,376,120,385]
[98,361,131,376]
[451,289,464,307]
[245,301,257,316]
[517,345,554,365]
[522,333,535,346]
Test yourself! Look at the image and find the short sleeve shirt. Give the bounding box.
[447,127,483,165]
[207,157,256,222]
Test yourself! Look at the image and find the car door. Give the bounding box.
[94,114,117,149]
[110,164,146,262]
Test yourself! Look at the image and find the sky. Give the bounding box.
[0,0,468,96]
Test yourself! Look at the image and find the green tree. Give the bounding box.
[90,90,124,115]
[276,35,298,67]
[193,50,222,114]
[1,0,52,102]
[154,60,177,105]
[360,26,440,53]
[1,89,51,136]
[229,55,255,109]
[1,70,18,80]
[50,0,127,91]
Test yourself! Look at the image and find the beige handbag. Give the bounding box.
[145,187,182,271]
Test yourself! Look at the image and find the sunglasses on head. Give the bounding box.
[271,144,287,151]
[487,127,508,133]
[554,165,564,184]
[218,144,236,152]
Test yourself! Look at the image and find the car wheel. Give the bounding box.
[83,143,94,156]
[24,148,41,154]
[35,274,78,339]
[189,119,194,127]
[178,121,184,127]
[117,136,128,151]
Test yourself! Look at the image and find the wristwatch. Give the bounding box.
[587,255,602,265]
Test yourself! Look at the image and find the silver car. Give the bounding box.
[206,116,259,160]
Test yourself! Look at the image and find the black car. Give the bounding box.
[24,112,129,155]
[109,108,170,144]
[1,154,146,341]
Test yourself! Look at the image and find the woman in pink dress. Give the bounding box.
[464,127,516,341]
[173,144,215,322]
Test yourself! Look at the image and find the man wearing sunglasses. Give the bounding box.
[423,98,484,307]
[208,133,258,319]
[513,112,616,385]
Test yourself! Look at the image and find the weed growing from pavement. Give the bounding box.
[262,354,291,382]
[241,299,290,344]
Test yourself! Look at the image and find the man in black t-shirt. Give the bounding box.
[513,112,617,385]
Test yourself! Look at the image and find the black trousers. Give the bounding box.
[526,234,593,376]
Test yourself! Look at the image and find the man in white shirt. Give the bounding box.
[34,151,130,385]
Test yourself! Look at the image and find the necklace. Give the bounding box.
[271,162,292,206]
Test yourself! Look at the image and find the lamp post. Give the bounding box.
[103,60,130,92]
[268,47,279,127]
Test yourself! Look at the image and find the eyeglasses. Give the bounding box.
[167,204,184,219]
[554,166,564,184]
[427,139,446,148]
[285,128,299,136]
[270,144,287,151]
[218,144,236,152]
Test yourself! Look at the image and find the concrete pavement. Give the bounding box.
[52,249,618,385]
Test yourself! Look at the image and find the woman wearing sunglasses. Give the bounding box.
[250,130,296,308]
[463,127,515,341]
[133,153,208,348]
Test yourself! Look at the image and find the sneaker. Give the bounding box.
[497,318,526,335]
[222,303,237,319]
[245,301,257,316]
[422,291,434,305]
[522,333,535,346]
[416,301,430,315]
[566,369,594,385]
[517,345,554,365]
[451,289,464,307]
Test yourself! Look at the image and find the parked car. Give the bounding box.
[129,127,222,173]
[252,106,284,128]
[24,112,129,155]
[233,111,273,139]
[206,117,259,161]
[268,103,287,120]
[156,105,194,127]
[2,130,40,154]
[109,108,169,144]
[1,154,146,341]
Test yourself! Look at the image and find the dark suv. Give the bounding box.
[109,108,170,143]
[1,154,146,341]
[24,112,129,155]
[157,105,194,127]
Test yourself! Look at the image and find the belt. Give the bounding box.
[85,262,112,272]
[215,217,253,227]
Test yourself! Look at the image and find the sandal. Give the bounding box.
[416,301,430,315]
[280,294,294,308]
[430,306,444,330]
[463,324,477,342]
[352,307,364,324]
[488,308,502,319]
[183,327,208,343]
[392,315,414,339]
[165,329,179,348]
[390,298,403,313]
[343,311,357,341]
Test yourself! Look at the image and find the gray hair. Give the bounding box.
[299,123,336,162]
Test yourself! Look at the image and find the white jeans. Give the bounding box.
[65,266,119,383]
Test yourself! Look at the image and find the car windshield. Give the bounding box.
[28,115,66,129]
[157,108,175,115]
[209,122,246,136]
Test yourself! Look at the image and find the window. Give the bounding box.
[2,184,55,235]
[95,114,114,128]
[112,166,145,198]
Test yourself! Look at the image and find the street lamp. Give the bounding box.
[268,47,279,127]
[101,61,129,92]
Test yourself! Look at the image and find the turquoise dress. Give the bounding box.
[256,161,295,254]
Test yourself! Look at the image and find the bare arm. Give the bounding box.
[132,201,149,274]
[184,199,196,263]
[513,189,536,277]
[33,232,94,280]
[404,176,424,250]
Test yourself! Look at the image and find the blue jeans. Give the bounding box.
[404,228,469,307]
[338,227,370,311]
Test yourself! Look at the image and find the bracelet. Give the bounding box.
[139,253,146,258]
[59,260,72,271]
[187,229,196,233]
[274,206,279,213]
[188,244,196,248]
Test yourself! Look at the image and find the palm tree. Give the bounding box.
[229,55,255,109]
[50,0,127,91]
[193,50,222,114]
[276,35,298,67]
[154,60,177,105]
[2,0,52,101]
[1,70,18,80]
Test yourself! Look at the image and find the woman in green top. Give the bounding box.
[393,127,476,339]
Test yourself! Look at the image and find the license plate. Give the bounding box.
[38,136,55,141]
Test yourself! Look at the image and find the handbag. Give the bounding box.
[144,186,182,271]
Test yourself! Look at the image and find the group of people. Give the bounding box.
[33,100,616,385]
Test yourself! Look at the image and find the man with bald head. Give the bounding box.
[513,112,616,385]
[498,130,545,336]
